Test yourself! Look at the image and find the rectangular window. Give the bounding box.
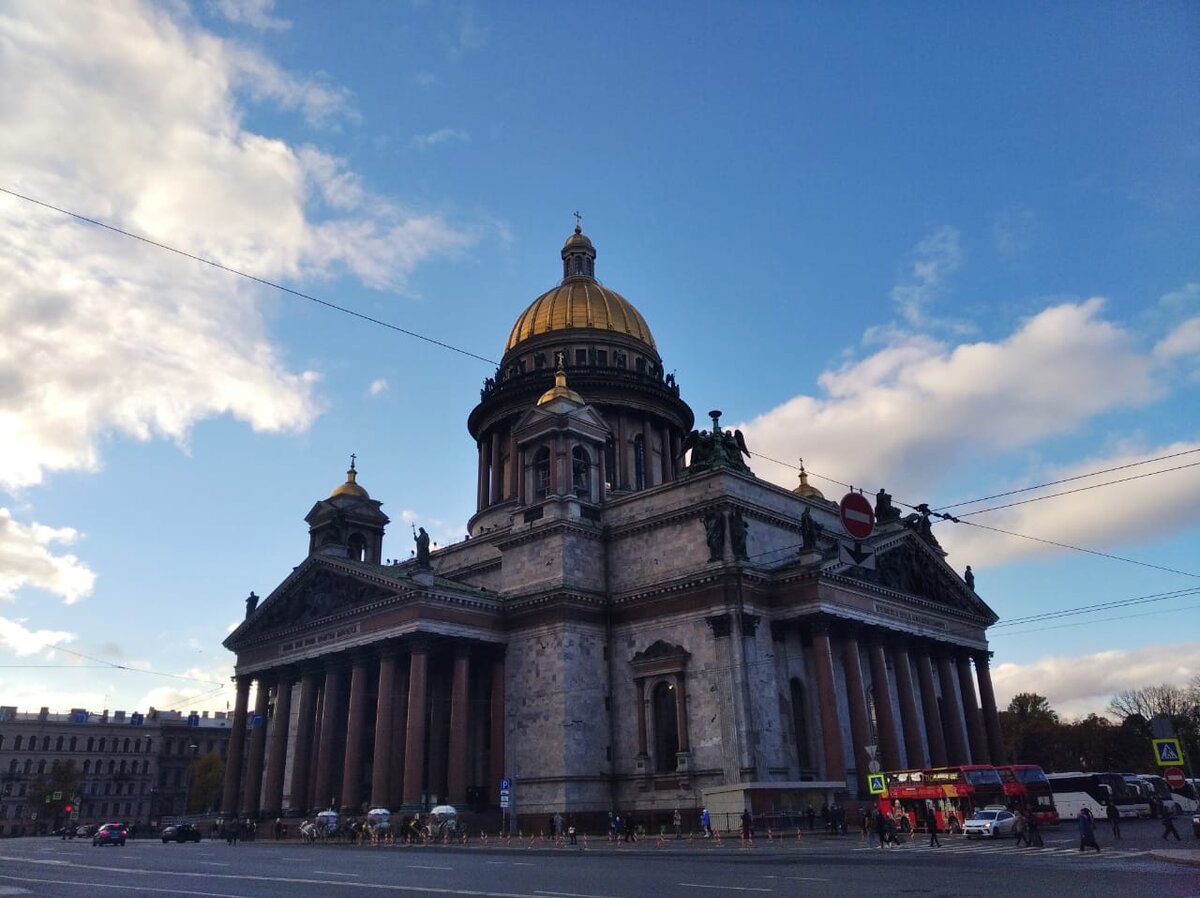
[575,348,587,366]
[596,350,607,367]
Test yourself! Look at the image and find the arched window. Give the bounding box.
[98,738,105,752]
[133,739,140,753]
[83,760,90,775]
[119,760,127,774]
[23,760,31,775]
[790,678,812,769]
[145,739,152,753]
[652,681,680,773]
[604,437,616,489]
[633,434,646,490]
[69,737,77,751]
[572,446,590,499]
[533,446,551,501]
[142,759,149,774]
[348,533,366,562]
[7,760,16,774]
[12,735,20,751]
[56,736,64,751]
[37,760,46,775]
[123,738,131,753]
[41,736,50,751]
[108,760,115,775]
[87,737,94,752]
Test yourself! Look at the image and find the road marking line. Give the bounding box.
[314,871,361,876]
[408,865,453,870]
[197,862,231,867]
[678,886,772,893]
[534,891,627,898]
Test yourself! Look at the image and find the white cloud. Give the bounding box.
[0,509,95,602]
[889,226,962,327]
[0,2,479,581]
[0,616,75,656]
[1155,316,1200,362]
[212,0,290,31]
[991,642,1200,720]
[136,662,236,716]
[408,128,470,150]
[368,378,388,397]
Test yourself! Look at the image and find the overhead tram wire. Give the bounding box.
[39,640,227,687]
[0,186,499,367]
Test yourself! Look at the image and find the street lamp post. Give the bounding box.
[182,743,199,820]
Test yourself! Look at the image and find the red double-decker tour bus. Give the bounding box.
[997,764,1059,826]
[879,765,1007,832]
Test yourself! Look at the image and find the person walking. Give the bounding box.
[700,807,712,838]
[1013,810,1029,847]
[568,820,578,846]
[740,809,753,841]
[1078,807,1101,852]
[805,804,816,831]
[673,808,682,839]
[1161,806,1181,841]
[928,814,941,848]
[1026,810,1043,848]
[1105,800,1121,838]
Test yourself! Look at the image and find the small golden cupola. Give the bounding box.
[536,356,585,407]
[792,459,825,500]
[331,455,370,499]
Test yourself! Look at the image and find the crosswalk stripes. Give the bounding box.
[852,840,1152,860]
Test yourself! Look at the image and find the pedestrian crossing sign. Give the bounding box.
[1152,737,1183,766]
[867,773,887,795]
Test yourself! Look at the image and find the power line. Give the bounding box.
[953,461,1200,518]
[990,587,1200,628]
[42,641,227,686]
[933,447,1200,512]
[996,603,1200,637]
[0,185,499,366]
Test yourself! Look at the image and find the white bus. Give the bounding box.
[1138,774,1199,815]
[1046,772,1143,820]
[1120,774,1154,817]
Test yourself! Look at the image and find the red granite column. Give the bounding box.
[446,646,471,805]
[402,643,430,806]
[937,652,969,764]
[915,648,948,767]
[957,652,989,764]
[488,653,505,805]
[313,661,343,810]
[370,648,397,808]
[340,654,370,813]
[241,677,271,815]
[507,433,518,500]
[674,672,690,752]
[635,678,648,755]
[490,432,501,505]
[840,630,872,795]
[810,622,846,783]
[892,643,926,768]
[477,441,487,510]
[263,670,293,817]
[289,669,319,814]
[974,653,1006,763]
[219,675,251,818]
[389,663,409,808]
[868,636,902,771]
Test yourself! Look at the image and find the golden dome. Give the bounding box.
[792,460,825,500]
[504,225,656,353]
[330,458,370,499]
[536,364,585,406]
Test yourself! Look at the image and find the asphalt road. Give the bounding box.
[0,819,1196,898]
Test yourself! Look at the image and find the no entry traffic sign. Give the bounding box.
[1164,767,1186,789]
[840,492,875,540]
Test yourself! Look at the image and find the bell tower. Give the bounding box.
[304,456,389,563]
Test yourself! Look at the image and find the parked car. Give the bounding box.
[963,808,1017,839]
[161,823,203,843]
[76,824,97,838]
[93,823,128,847]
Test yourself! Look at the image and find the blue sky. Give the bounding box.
[1,0,1197,722]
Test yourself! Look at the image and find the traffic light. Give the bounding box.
[64,804,73,813]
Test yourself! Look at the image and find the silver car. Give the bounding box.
[963,808,1016,838]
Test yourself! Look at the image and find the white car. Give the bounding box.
[963,808,1017,839]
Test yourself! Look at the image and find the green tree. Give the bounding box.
[29,759,84,826]
[188,752,224,814]
[1000,693,1062,766]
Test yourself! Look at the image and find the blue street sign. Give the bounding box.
[187,713,200,727]
[251,713,263,727]
[129,712,144,726]
[71,710,88,724]
[500,778,511,791]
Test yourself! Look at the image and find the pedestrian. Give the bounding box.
[1078,807,1100,852]
[946,809,959,835]
[820,802,830,832]
[1026,810,1043,848]
[700,807,712,838]
[858,807,868,842]
[928,814,941,848]
[1013,809,1028,847]
[624,816,636,843]
[568,820,577,846]
[553,812,563,841]
[740,809,752,841]
[1105,800,1121,838]
[1161,807,1181,841]
[673,808,682,839]
[805,804,816,831]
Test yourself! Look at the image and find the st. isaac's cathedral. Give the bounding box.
[221,226,1005,829]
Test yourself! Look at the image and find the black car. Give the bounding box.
[93,823,128,846]
[161,823,202,844]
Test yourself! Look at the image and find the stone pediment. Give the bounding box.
[224,558,401,650]
[842,535,997,623]
[512,402,611,440]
